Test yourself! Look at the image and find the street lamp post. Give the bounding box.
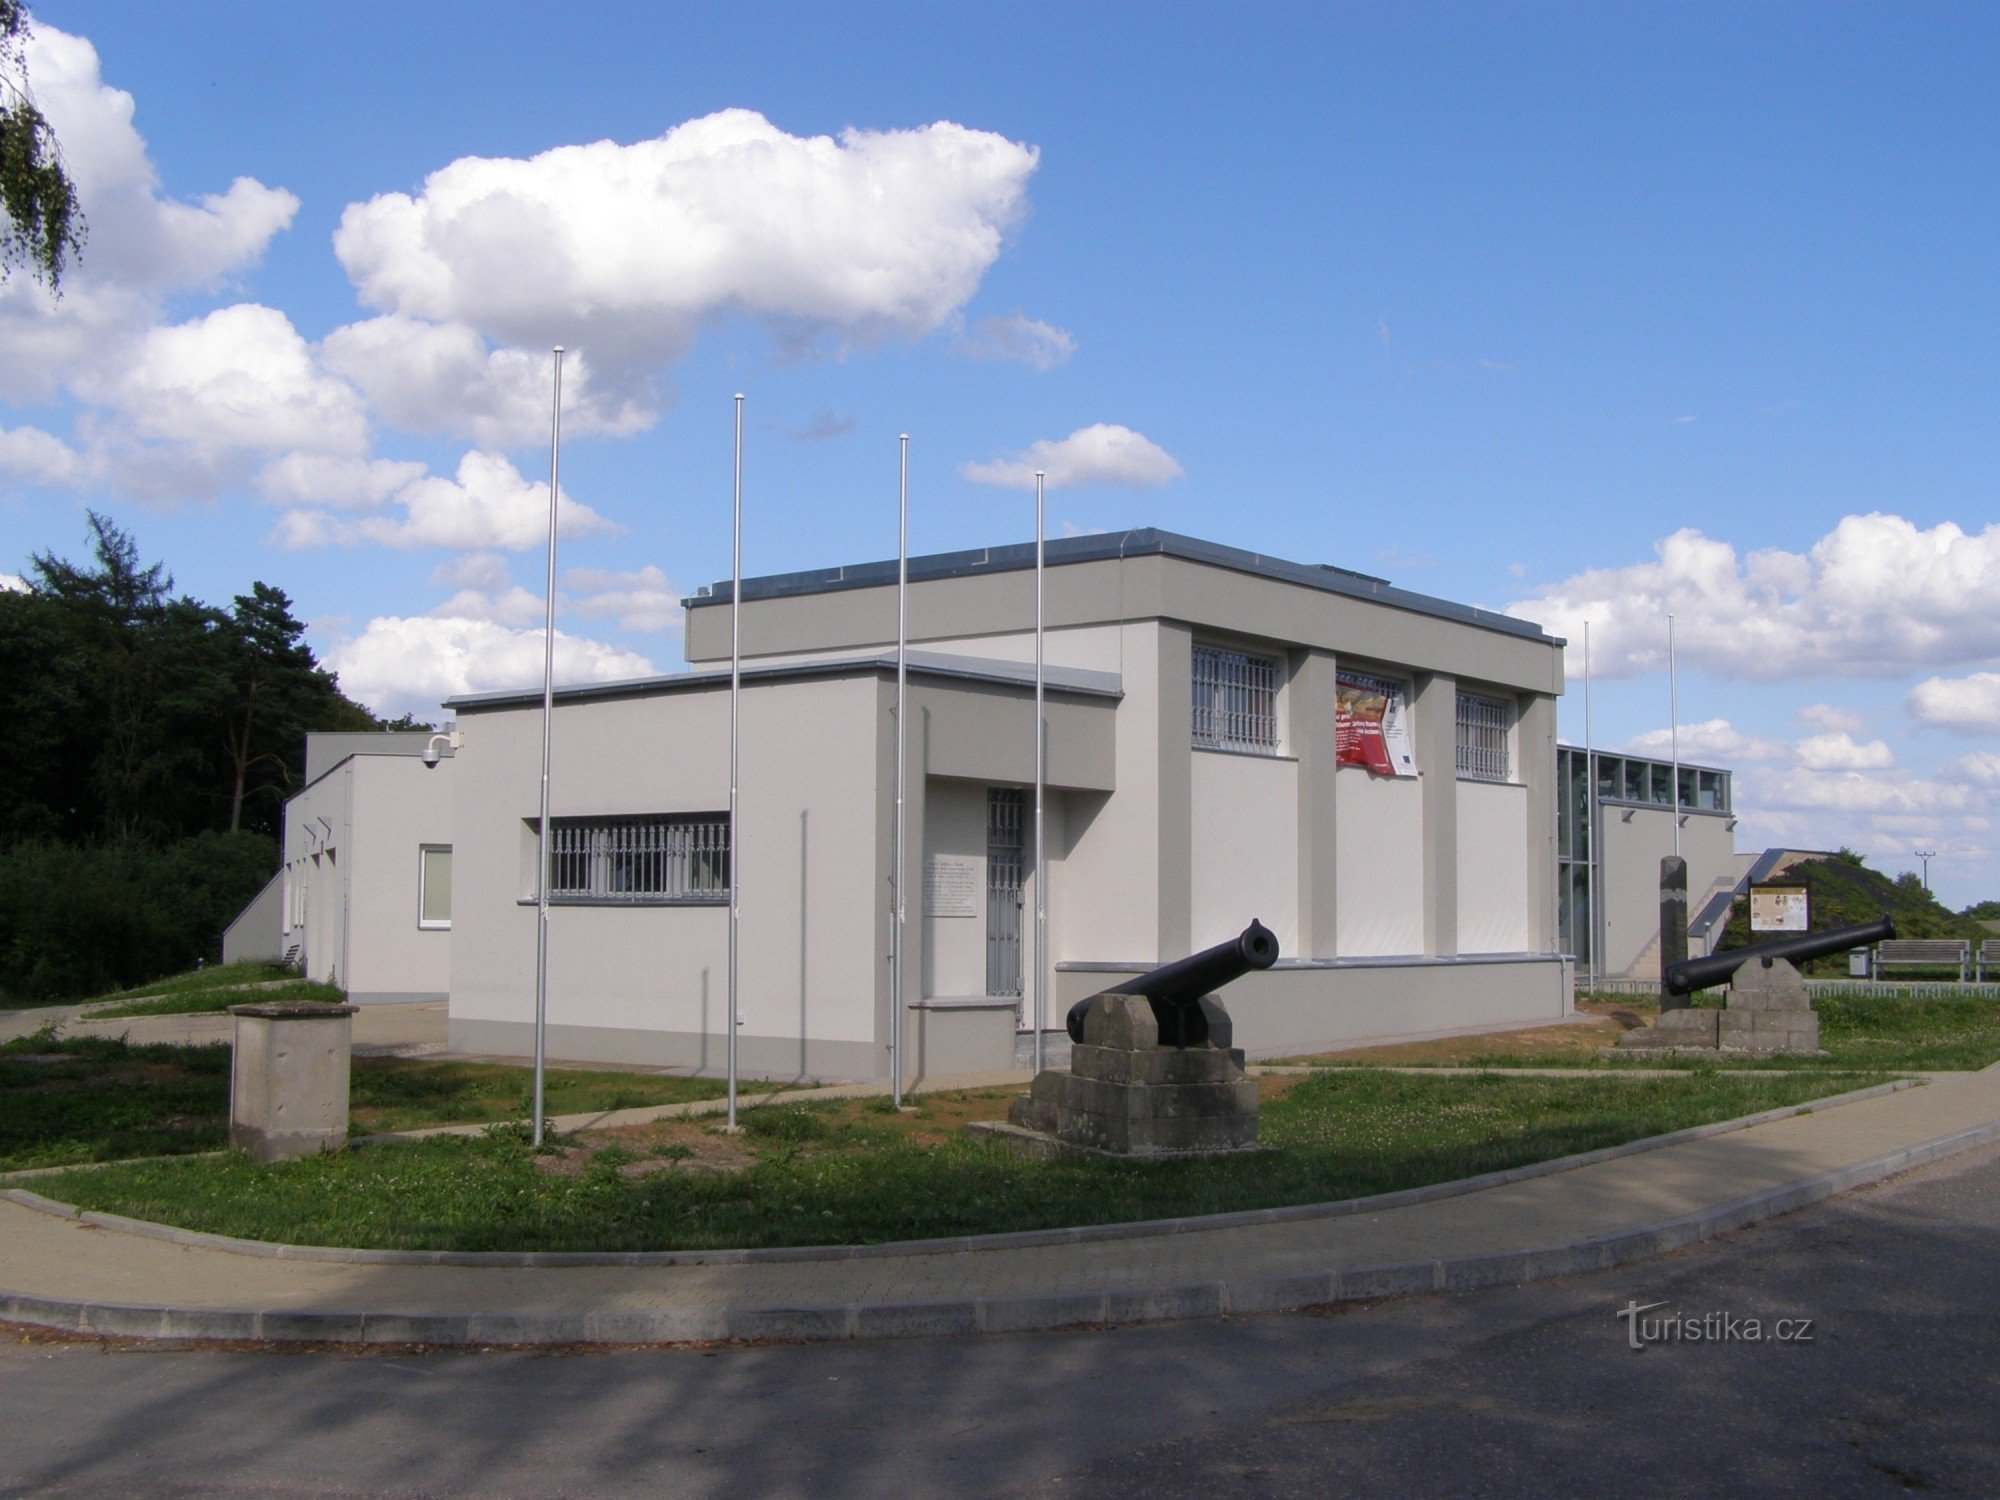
[1917,849,1937,894]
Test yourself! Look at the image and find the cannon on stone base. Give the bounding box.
[1615,917,1894,1057]
[975,921,1278,1159]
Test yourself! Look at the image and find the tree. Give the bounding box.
[0,0,85,290]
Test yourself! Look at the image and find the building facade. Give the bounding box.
[443,530,1572,1080]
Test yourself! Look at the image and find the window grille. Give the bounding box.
[1192,644,1279,753]
[546,815,729,902]
[1455,692,1510,781]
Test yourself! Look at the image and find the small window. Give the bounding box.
[546,815,730,903]
[1455,692,1510,782]
[1192,644,1279,754]
[419,846,453,929]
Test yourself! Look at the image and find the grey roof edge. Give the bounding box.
[444,649,1123,713]
[681,528,1559,646]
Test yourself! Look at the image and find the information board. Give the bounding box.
[1750,885,1809,933]
[923,854,981,918]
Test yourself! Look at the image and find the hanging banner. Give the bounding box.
[1336,672,1417,777]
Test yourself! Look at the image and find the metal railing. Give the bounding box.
[1456,692,1509,781]
[547,815,730,902]
[1192,644,1278,754]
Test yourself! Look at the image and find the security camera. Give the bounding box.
[422,730,456,769]
[422,744,442,769]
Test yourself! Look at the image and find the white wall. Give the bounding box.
[342,757,453,1001]
[1190,749,1299,954]
[1335,768,1425,956]
[922,779,990,998]
[1456,779,1531,953]
[1599,805,1739,978]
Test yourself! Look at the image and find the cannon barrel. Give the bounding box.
[1066,920,1279,1045]
[1664,916,1895,996]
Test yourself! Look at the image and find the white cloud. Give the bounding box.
[1797,703,1866,735]
[564,565,683,633]
[430,585,546,628]
[324,615,656,721]
[0,573,25,592]
[1950,752,2000,789]
[961,423,1183,490]
[1908,672,2000,734]
[954,312,1076,370]
[273,450,617,551]
[319,316,652,447]
[254,452,428,511]
[0,23,297,404]
[1507,513,2000,679]
[332,109,1038,383]
[71,305,369,456]
[0,425,85,487]
[1621,718,1787,764]
[1793,733,1895,772]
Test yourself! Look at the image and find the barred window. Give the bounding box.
[547,815,730,903]
[1192,644,1279,754]
[1455,692,1510,782]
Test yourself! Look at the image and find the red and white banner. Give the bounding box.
[1335,673,1416,777]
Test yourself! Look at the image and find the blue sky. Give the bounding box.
[3,3,1999,904]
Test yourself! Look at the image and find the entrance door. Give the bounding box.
[986,788,1024,1002]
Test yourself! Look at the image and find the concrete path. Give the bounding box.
[5,1067,2000,1347]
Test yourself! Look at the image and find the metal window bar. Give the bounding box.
[1192,645,1278,753]
[1455,693,1510,781]
[546,816,730,902]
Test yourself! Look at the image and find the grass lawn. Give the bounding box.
[0,1035,759,1171]
[27,1070,1865,1252]
[1290,993,2000,1073]
[81,961,346,1019]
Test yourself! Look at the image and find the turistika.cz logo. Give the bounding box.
[1616,1300,1815,1350]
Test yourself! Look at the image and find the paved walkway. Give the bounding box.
[6,1066,1999,1347]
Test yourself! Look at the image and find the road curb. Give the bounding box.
[1,1078,1917,1267]
[6,1113,1998,1347]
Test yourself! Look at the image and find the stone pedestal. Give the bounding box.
[1613,957,1822,1058]
[228,1002,357,1162]
[983,992,1260,1158]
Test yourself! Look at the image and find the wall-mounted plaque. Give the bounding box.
[924,854,981,918]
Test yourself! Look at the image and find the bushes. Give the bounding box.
[0,831,276,1002]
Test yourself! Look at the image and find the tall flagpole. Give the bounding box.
[1583,620,1597,995]
[1668,612,1681,859]
[727,394,744,1130]
[532,346,564,1147]
[1032,471,1047,1075]
[891,436,909,1107]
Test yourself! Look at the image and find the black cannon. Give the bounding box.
[1065,919,1280,1048]
[1663,916,1895,997]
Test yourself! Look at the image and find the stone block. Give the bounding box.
[228,1002,356,1163]
[1726,957,1811,1011]
[1070,1043,1242,1086]
[1080,994,1157,1051]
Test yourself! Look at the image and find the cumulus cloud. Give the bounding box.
[319,316,652,447]
[1,573,26,592]
[333,109,1038,385]
[254,452,428,511]
[954,312,1076,370]
[0,23,297,401]
[564,565,683,633]
[272,450,617,551]
[961,423,1183,489]
[0,425,85,487]
[324,616,656,721]
[1621,718,1787,764]
[1797,703,1866,735]
[1793,733,1895,772]
[1907,672,2000,734]
[1506,514,2000,680]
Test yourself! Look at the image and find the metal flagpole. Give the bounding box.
[532,346,564,1147]
[891,436,909,1108]
[1583,620,1597,995]
[1668,612,1681,859]
[1033,470,1047,1075]
[727,394,744,1130]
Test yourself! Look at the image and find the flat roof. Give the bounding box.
[682,527,1557,644]
[444,649,1123,712]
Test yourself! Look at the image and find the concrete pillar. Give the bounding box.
[1291,649,1341,958]
[228,1002,356,1162]
[1415,672,1458,958]
[1659,855,1689,1012]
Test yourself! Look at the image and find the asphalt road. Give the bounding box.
[4,1142,1998,1499]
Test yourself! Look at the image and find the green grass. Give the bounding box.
[85,961,295,1004]
[93,978,347,1018]
[27,1071,1864,1252]
[0,1035,756,1170]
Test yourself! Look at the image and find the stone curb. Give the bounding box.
[5,1103,1996,1349]
[0,1078,1917,1267]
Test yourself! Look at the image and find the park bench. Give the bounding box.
[1872,938,1970,982]
[1978,939,2000,983]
